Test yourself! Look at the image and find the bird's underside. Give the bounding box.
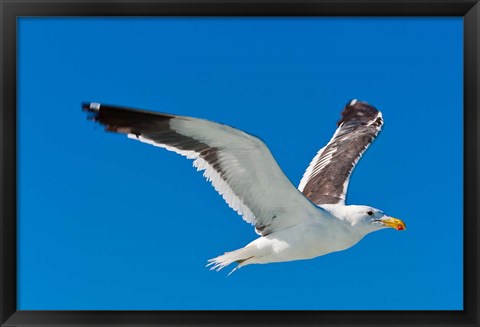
[84,99,404,274]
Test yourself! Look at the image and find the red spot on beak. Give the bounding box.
[397,226,405,231]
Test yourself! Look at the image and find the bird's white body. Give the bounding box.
[242,220,360,263]
[209,204,382,272]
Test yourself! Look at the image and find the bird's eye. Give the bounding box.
[367,211,374,216]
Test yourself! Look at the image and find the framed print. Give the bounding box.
[1,0,478,326]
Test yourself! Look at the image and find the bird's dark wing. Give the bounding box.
[298,100,383,205]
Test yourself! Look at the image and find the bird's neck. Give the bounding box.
[319,203,374,236]
[319,203,354,223]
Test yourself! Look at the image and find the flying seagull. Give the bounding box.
[83,99,405,274]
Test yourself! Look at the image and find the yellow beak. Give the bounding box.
[382,217,406,231]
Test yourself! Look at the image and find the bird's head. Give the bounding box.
[324,204,406,233]
[345,205,406,232]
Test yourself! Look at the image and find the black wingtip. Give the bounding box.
[82,102,101,112]
[82,102,102,121]
[337,99,380,127]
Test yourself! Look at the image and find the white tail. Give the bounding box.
[206,247,256,275]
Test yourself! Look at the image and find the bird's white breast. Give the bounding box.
[245,215,362,264]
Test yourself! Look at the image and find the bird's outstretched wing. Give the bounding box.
[84,102,317,236]
[298,100,383,205]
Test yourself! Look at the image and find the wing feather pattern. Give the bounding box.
[298,100,383,205]
[84,103,317,236]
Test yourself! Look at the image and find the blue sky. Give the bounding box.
[18,17,462,310]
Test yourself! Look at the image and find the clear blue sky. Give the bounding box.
[18,17,462,310]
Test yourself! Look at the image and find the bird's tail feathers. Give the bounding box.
[207,247,255,275]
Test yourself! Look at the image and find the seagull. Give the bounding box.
[83,99,405,274]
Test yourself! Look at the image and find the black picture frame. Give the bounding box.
[1,0,478,326]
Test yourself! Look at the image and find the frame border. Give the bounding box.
[1,0,478,326]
